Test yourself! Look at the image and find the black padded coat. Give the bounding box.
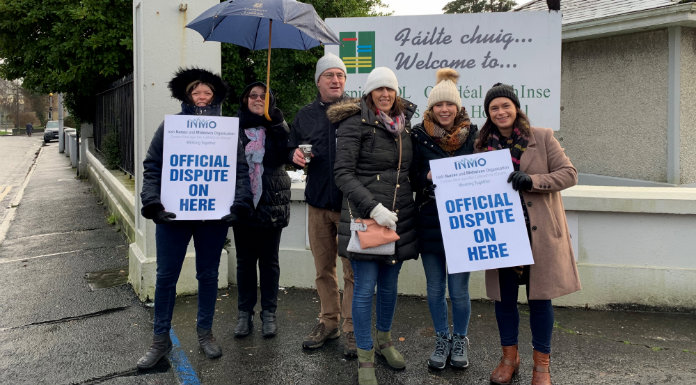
[237,82,291,229]
[329,96,418,264]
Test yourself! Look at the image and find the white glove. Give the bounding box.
[369,203,398,228]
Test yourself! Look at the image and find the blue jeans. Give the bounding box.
[351,259,403,350]
[153,221,228,335]
[495,267,554,354]
[421,252,471,336]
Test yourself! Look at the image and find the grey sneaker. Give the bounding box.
[450,334,469,369]
[427,332,451,370]
[302,322,340,349]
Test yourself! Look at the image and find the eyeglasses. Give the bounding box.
[248,93,266,100]
[321,72,346,80]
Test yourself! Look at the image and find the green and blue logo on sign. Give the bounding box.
[339,31,375,73]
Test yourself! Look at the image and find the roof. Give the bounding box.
[515,0,678,25]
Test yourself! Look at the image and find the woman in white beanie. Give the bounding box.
[328,67,417,385]
[412,68,478,371]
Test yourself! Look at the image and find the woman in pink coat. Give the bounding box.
[475,83,581,385]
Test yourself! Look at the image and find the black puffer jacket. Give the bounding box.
[140,68,253,219]
[288,93,344,212]
[412,109,478,255]
[330,96,418,264]
[237,81,291,229]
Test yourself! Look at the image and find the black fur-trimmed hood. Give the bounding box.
[168,67,228,105]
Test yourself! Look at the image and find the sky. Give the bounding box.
[380,0,520,16]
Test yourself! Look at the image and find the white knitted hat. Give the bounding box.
[427,68,461,110]
[363,67,399,95]
[314,53,347,84]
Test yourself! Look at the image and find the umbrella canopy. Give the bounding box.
[187,0,340,119]
[187,0,340,50]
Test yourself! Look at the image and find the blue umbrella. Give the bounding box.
[187,0,340,119]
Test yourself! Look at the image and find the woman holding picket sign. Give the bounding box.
[475,82,580,385]
[330,67,418,385]
[138,68,253,369]
[411,68,479,371]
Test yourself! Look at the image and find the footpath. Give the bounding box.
[0,140,694,385]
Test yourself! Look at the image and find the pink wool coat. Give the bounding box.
[477,126,581,301]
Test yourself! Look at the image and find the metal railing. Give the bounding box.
[95,74,134,175]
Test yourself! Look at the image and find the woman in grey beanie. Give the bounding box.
[411,67,478,371]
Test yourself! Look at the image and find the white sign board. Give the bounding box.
[161,115,239,220]
[430,150,534,273]
[326,12,561,129]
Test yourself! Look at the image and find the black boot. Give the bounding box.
[197,327,222,359]
[261,310,277,338]
[137,333,172,369]
[234,310,253,338]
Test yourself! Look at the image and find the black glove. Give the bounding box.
[152,210,176,224]
[221,204,253,225]
[507,171,533,191]
[423,184,437,200]
[269,107,284,125]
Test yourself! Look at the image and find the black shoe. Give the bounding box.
[197,327,222,359]
[261,310,277,338]
[234,310,253,338]
[137,333,172,369]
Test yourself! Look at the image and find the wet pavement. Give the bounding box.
[1,137,695,385]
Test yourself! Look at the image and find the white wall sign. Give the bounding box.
[326,12,561,129]
[161,115,239,220]
[430,150,534,273]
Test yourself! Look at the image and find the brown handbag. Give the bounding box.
[353,218,400,248]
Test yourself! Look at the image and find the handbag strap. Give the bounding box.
[392,133,402,211]
[348,131,403,218]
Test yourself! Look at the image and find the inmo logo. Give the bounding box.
[454,157,486,170]
[187,118,217,129]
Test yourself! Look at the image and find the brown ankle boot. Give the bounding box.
[532,350,552,385]
[490,345,520,385]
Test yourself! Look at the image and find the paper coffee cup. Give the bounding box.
[299,144,312,163]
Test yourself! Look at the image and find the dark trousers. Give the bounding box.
[495,267,554,354]
[232,225,282,313]
[153,221,228,335]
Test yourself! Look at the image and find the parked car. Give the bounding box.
[43,121,59,143]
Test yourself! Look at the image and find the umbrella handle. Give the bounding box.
[264,20,272,121]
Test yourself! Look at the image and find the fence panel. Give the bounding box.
[94,74,134,175]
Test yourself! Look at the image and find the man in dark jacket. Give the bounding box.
[289,53,355,358]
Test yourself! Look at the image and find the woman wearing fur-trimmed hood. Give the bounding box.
[329,66,417,384]
[137,68,253,369]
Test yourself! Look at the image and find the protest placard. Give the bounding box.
[430,149,533,273]
[161,115,239,220]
